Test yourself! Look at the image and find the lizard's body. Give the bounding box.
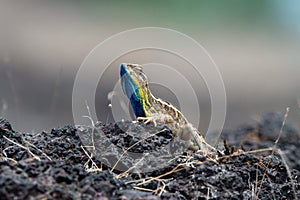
[120,63,216,153]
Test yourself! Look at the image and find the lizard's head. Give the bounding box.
[120,63,151,117]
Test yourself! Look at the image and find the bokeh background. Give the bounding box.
[0,0,300,134]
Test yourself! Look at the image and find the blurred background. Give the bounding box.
[0,0,300,134]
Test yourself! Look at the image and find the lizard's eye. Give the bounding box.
[134,66,142,71]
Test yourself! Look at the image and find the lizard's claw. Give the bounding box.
[137,116,157,127]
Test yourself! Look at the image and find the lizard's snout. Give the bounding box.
[120,63,128,77]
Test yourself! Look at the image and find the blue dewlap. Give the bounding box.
[120,64,146,117]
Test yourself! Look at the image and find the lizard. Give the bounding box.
[119,63,218,154]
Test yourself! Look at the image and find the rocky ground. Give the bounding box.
[0,113,299,199]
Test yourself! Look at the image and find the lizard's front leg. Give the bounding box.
[137,113,173,127]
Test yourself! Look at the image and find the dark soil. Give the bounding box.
[0,112,299,200]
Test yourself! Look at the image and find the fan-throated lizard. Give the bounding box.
[120,63,217,153]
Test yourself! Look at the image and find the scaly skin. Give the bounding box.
[120,63,216,153]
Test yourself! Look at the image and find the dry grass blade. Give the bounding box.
[117,155,146,179]
[277,149,298,200]
[256,107,293,199]
[81,145,102,172]
[1,147,18,163]
[81,100,96,151]
[136,166,183,187]
[3,135,41,161]
[24,140,52,161]
[133,186,155,193]
[134,177,173,197]
[154,180,167,196]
